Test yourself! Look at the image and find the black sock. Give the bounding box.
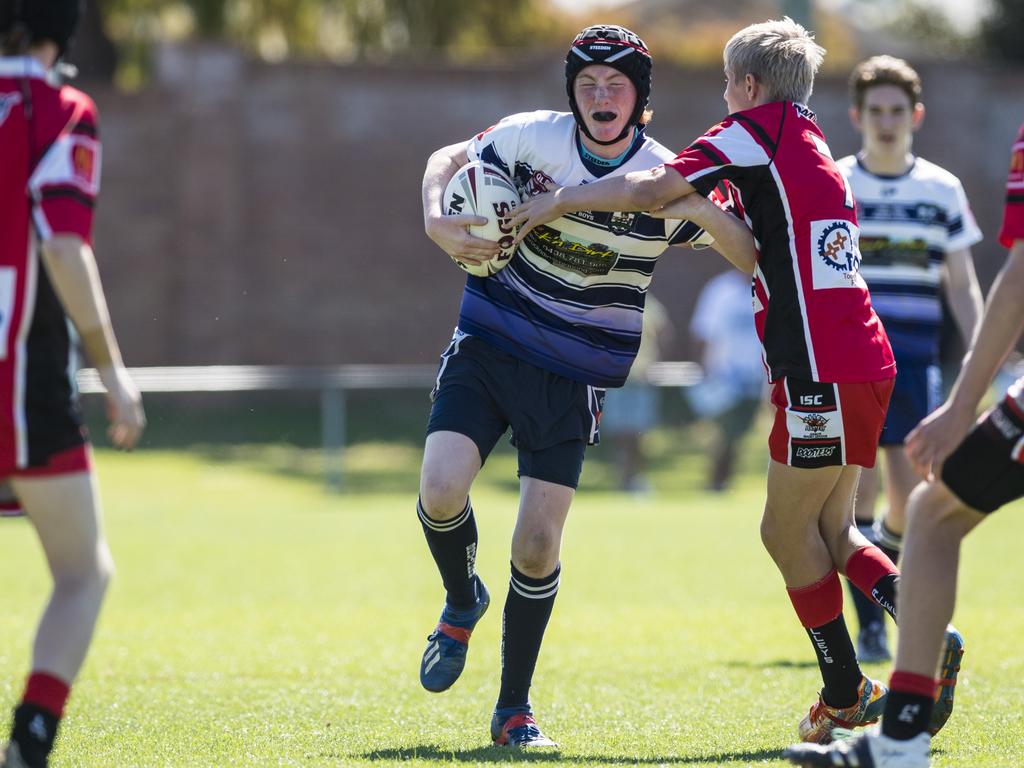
[872,573,899,623]
[848,580,886,631]
[877,520,902,566]
[417,496,478,608]
[497,563,560,710]
[882,690,934,741]
[10,703,59,768]
[806,614,863,709]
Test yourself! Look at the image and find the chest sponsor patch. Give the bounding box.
[810,219,866,290]
[524,225,619,276]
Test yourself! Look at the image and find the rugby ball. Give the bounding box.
[442,161,521,277]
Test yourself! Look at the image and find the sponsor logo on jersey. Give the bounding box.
[524,225,618,276]
[607,211,637,235]
[798,413,830,435]
[0,92,22,127]
[73,143,96,184]
[810,219,865,290]
[523,169,556,198]
[793,102,816,122]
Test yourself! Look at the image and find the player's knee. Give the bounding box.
[418,470,470,520]
[906,482,974,543]
[512,529,559,576]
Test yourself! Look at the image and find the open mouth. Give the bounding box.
[592,111,618,123]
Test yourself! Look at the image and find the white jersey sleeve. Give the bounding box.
[944,176,983,252]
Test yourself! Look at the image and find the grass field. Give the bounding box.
[1,434,1023,767]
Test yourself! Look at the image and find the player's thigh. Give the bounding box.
[11,471,112,578]
[763,459,844,540]
[854,461,880,522]
[905,479,984,544]
[419,430,485,511]
[881,444,919,527]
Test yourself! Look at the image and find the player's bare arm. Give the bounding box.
[422,141,500,266]
[40,234,146,450]
[651,194,757,274]
[906,240,1024,478]
[511,164,696,242]
[941,247,983,348]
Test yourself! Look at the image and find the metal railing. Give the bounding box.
[76,362,703,490]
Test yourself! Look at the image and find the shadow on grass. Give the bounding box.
[353,744,784,764]
[724,659,819,670]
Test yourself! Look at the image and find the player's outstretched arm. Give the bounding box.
[651,194,756,275]
[906,240,1024,479]
[511,165,696,242]
[40,234,146,450]
[422,141,499,267]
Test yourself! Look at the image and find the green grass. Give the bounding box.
[1,441,1022,766]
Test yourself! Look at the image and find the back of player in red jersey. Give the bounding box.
[512,17,939,745]
[667,99,894,384]
[1,2,144,766]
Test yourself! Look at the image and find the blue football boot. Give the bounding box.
[928,626,964,735]
[419,577,489,692]
[490,707,558,747]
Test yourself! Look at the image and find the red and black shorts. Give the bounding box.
[769,376,894,468]
[941,380,1024,514]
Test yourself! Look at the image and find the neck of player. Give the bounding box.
[579,126,637,160]
[860,146,914,177]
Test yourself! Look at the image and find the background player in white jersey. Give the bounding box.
[418,25,755,747]
[784,120,1024,768]
[0,2,145,766]
[838,56,982,664]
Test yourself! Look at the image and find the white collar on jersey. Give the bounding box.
[0,56,50,81]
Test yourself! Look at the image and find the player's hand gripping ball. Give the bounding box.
[442,161,521,276]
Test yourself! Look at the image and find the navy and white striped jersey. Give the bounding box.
[461,110,711,388]
[838,154,982,362]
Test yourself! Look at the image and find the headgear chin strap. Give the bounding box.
[565,24,653,146]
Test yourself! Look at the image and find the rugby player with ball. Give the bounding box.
[417,25,756,747]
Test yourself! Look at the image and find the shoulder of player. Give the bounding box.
[58,84,99,134]
[495,109,571,132]
[909,156,965,190]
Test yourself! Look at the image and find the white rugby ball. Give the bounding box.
[442,160,521,277]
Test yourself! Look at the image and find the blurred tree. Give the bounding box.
[67,0,119,82]
[981,0,1024,63]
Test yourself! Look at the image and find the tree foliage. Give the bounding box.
[980,0,1024,63]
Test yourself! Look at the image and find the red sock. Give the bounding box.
[22,672,70,718]
[889,670,936,698]
[845,545,898,595]
[787,569,843,627]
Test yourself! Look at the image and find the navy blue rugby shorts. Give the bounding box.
[879,358,942,446]
[426,329,605,489]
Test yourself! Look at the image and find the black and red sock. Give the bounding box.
[882,671,934,741]
[10,671,69,766]
[846,545,899,622]
[788,569,862,708]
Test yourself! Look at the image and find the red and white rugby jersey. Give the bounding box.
[666,101,895,384]
[0,56,100,470]
[999,121,1024,249]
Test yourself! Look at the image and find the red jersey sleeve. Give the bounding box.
[999,122,1024,249]
[29,87,100,245]
[664,116,773,196]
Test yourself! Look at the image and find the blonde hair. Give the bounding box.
[724,17,825,104]
[849,55,922,109]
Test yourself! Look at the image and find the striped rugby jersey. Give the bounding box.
[0,56,99,471]
[1000,121,1024,249]
[461,110,711,388]
[838,154,982,362]
[665,101,895,384]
